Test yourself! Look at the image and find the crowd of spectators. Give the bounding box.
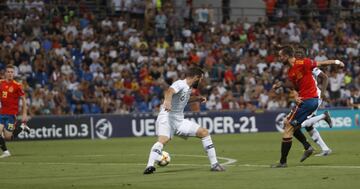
[0,0,359,116]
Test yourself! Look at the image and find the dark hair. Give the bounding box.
[185,67,204,78]
[294,44,307,58]
[279,46,294,57]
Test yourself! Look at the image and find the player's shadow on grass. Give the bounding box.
[296,163,331,166]
[157,167,201,174]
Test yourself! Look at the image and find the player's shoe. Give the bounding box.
[0,151,11,158]
[300,146,314,162]
[324,111,333,128]
[143,166,156,174]
[315,149,332,157]
[210,163,225,172]
[270,163,288,168]
[20,123,31,134]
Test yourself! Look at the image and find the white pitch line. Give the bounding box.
[172,154,237,166]
[238,164,360,169]
[296,165,360,169]
[1,153,358,169]
[1,161,360,169]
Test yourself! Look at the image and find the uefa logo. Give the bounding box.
[95,118,113,139]
[275,113,287,133]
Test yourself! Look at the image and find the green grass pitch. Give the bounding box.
[1,131,359,189]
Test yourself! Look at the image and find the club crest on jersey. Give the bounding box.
[8,86,14,92]
[296,73,303,79]
[180,95,185,101]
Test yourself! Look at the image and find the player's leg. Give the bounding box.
[146,135,169,167]
[272,118,294,168]
[144,114,171,174]
[305,126,332,156]
[286,115,312,151]
[196,127,225,171]
[0,131,12,158]
[0,116,14,158]
[177,119,225,171]
[293,128,311,150]
[12,122,31,139]
[290,99,320,162]
[272,99,318,168]
[0,124,9,157]
[301,111,333,128]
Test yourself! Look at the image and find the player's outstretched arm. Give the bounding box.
[318,72,329,100]
[188,95,207,104]
[317,60,344,67]
[21,95,28,122]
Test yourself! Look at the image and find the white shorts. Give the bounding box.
[156,111,200,139]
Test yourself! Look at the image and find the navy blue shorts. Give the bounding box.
[0,114,16,132]
[288,98,319,128]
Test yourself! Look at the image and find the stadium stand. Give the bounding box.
[0,0,359,115]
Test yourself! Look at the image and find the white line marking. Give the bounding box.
[172,154,237,166]
[1,161,359,169]
[239,164,360,169]
[0,153,358,169]
[296,165,360,169]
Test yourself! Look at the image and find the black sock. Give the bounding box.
[293,129,311,150]
[280,138,292,164]
[12,125,23,138]
[305,126,314,132]
[0,136,7,152]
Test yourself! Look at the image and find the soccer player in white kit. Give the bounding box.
[299,67,332,156]
[143,67,225,174]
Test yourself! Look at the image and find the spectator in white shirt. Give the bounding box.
[18,60,33,78]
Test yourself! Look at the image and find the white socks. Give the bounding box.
[146,142,164,167]
[146,136,219,167]
[308,128,330,151]
[302,114,325,127]
[201,136,218,166]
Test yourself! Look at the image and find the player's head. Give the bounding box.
[278,46,294,64]
[294,44,307,59]
[185,67,204,89]
[5,64,15,80]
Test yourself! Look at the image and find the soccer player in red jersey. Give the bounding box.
[0,65,30,158]
[271,46,344,167]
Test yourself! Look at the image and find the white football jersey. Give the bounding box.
[312,67,322,98]
[161,79,192,114]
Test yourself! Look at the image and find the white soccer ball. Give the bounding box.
[157,151,171,167]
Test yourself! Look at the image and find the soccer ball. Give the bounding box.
[157,151,171,167]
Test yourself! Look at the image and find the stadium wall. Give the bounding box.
[17,110,360,141]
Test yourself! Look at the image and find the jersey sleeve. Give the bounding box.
[304,58,317,71]
[170,80,186,94]
[17,83,25,97]
[312,67,322,77]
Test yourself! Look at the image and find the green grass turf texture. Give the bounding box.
[0,130,359,189]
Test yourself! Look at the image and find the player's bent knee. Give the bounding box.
[196,128,209,138]
[158,135,170,145]
[3,134,13,141]
[283,123,294,138]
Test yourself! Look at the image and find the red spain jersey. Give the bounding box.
[0,80,24,115]
[288,58,319,100]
